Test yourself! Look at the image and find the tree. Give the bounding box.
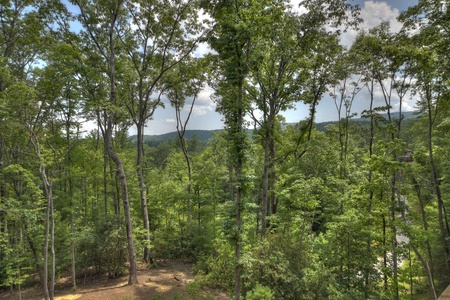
[202,0,257,297]
[329,51,363,179]
[166,58,206,223]
[119,0,205,263]
[71,0,138,284]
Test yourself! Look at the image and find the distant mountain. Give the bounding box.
[315,111,420,132]
[353,110,419,122]
[131,111,420,144]
[129,129,222,144]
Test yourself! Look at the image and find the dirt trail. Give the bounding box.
[439,284,450,300]
[1,261,228,300]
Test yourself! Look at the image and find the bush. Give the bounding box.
[246,283,274,300]
[75,215,126,277]
[194,237,235,292]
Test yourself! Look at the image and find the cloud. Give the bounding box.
[183,88,216,116]
[193,42,215,58]
[360,1,401,31]
[341,1,402,47]
[288,0,309,14]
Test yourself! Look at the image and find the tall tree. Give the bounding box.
[246,5,303,236]
[71,0,138,284]
[202,0,258,297]
[119,0,204,263]
[166,58,206,223]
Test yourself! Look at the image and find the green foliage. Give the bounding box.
[196,238,235,292]
[186,277,204,300]
[241,239,302,299]
[75,215,127,276]
[246,283,274,300]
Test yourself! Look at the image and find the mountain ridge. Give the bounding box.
[130,111,420,144]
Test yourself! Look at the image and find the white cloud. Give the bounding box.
[193,42,216,57]
[184,88,216,116]
[288,0,309,14]
[360,1,401,31]
[341,1,402,47]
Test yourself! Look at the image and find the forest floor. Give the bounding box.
[0,260,229,300]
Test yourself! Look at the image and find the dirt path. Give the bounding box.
[1,261,228,300]
[439,284,450,300]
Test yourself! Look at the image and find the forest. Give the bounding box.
[1,0,450,299]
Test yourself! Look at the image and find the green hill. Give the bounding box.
[131,111,420,144]
[129,129,221,144]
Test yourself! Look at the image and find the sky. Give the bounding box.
[74,0,419,135]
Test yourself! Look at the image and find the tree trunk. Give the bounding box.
[234,81,244,300]
[41,167,51,300]
[107,17,138,283]
[106,128,138,284]
[104,146,108,217]
[268,124,276,216]
[66,126,77,289]
[136,122,152,264]
[365,79,375,291]
[261,130,270,237]
[390,180,399,300]
[382,214,388,292]
[50,176,55,300]
[412,175,435,280]
[412,245,437,300]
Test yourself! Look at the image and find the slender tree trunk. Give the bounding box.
[104,146,108,217]
[234,81,244,300]
[70,215,76,289]
[365,79,375,291]
[107,16,138,283]
[39,166,55,300]
[66,126,77,290]
[137,122,152,263]
[50,176,55,300]
[412,245,437,299]
[390,178,399,300]
[261,130,270,237]
[75,0,137,282]
[412,175,435,280]
[18,229,22,300]
[385,84,399,300]
[176,121,193,222]
[41,168,51,300]
[268,125,276,216]
[106,127,138,284]
[382,214,388,292]
[261,101,276,236]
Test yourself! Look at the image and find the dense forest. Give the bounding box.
[1,0,450,299]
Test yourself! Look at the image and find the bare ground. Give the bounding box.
[0,261,229,300]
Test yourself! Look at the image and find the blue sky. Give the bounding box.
[71,1,418,135]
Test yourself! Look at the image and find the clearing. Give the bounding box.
[0,260,229,300]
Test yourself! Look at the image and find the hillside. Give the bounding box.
[131,111,420,144]
[129,129,221,144]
